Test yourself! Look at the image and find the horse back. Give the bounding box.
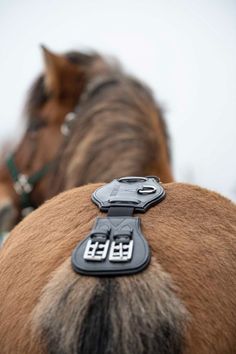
[0,183,235,353]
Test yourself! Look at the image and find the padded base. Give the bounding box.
[71,176,165,276]
[72,217,151,276]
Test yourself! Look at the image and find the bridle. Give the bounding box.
[6,154,54,216]
[5,111,77,218]
[5,75,120,218]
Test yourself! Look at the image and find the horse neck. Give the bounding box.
[47,75,173,195]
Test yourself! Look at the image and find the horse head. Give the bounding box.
[0,47,112,231]
[0,46,173,234]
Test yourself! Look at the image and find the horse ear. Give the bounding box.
[41,45,68,96]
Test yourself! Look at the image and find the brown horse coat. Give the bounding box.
[0,182,235,353]
[0,48,173,231]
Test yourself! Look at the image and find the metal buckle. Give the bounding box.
[83,230,110,261]
[109,240,133,262]
[83,239,110,261]
[137,185,157,194]
[61,112,77,136]
[14,174,33,195]
[109,230,133,262]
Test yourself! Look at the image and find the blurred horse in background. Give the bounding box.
[0,47,173,235]
[0,182,235,353]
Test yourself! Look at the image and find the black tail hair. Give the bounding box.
[31,259,187,354]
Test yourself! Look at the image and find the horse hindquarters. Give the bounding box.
[31,258,187,354]
[1,183,235,354]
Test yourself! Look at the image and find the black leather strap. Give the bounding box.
[71,176,165,276]
[72,217,151,276]
[107,206,134,217]
[92,176,165,212]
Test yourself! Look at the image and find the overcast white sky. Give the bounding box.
[0,0,235,200]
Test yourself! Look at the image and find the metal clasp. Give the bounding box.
[137,185,157,195]
[83,229,110,261]
[14,174,33,195]
[118,176,148,183]
[109,230,134,262]
[61,112,77,136]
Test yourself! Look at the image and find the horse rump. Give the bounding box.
[31,258,187,354]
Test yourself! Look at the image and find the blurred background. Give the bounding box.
[0,0,235,200]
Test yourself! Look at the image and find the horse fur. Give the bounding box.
[0,182,235,353]
[0,47,173,231]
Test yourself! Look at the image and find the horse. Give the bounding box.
[0,46,173,236]
[0,180,235,354]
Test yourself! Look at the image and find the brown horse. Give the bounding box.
[0,47,173,234]
[0,181,235,354]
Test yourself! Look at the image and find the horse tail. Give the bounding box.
[31,257,188,354]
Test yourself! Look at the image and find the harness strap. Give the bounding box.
[6,155,19,182]
[72,176,165,276]
[27,160,54,185]
[107,206,134,217]
[6,154,54,212]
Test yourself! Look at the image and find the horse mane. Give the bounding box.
[23,50,172,195]
[54,66,171,192]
